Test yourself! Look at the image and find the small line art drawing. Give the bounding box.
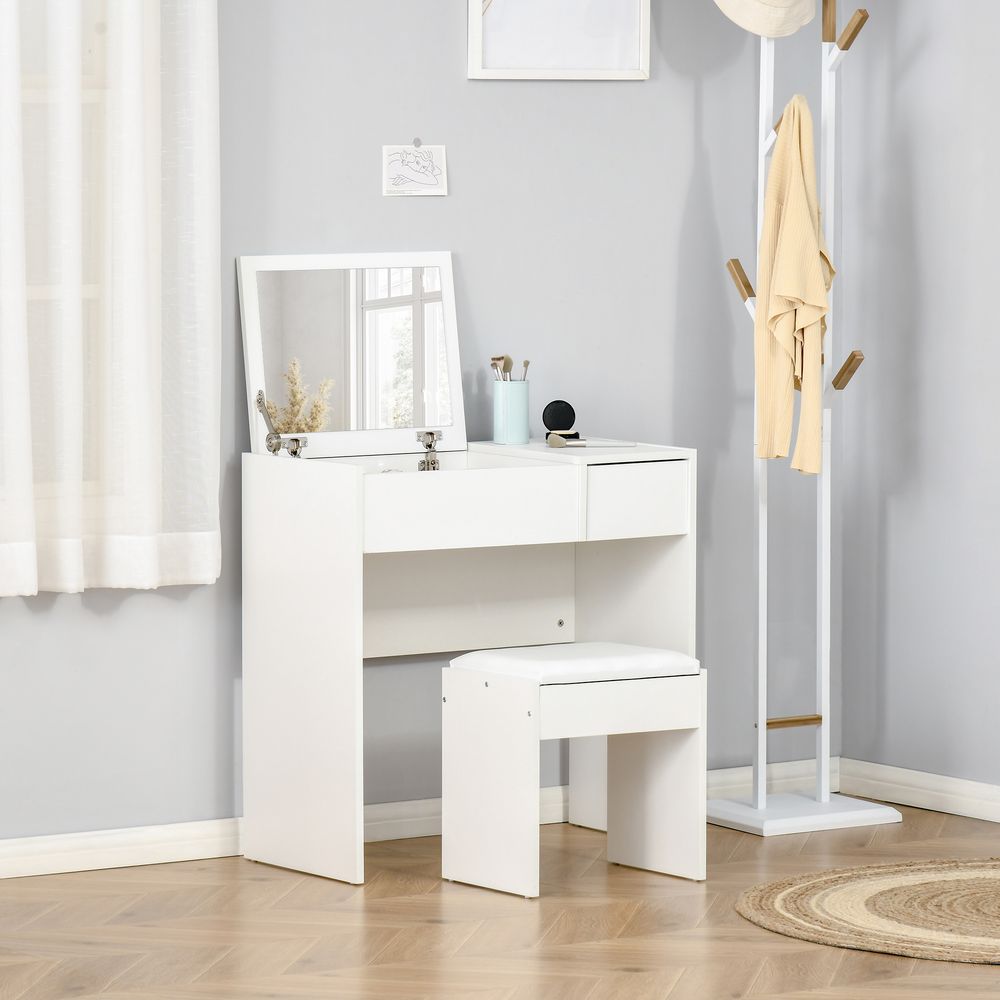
[388,149,441,187]
[383,145,448,197]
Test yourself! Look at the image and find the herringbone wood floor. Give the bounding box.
[1,803,999,999]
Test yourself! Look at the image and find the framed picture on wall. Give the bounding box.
[467,0,651,81]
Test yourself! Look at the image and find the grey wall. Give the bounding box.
[839,1,1000,783]
[5,0,979,842]
[0,589,240,839]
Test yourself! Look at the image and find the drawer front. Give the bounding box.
[586,460,689,541]
[364,465,580,553]
[539,673,702,740]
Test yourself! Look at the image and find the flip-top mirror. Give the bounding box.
[238,251,466,458]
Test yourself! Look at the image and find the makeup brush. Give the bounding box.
[521,360,530,381]
[547,433,587,448]
[501,355,513,381]
[490,356,504,381]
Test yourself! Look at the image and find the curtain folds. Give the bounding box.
[0,0,221,596]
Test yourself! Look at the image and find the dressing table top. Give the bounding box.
[317,440,694,475]
[469,440,694,465]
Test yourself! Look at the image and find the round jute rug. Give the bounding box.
[736,859,1000,964]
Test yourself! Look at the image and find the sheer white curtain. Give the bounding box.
[0,0,221,596]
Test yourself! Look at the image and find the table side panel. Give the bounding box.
[242,455,364,883]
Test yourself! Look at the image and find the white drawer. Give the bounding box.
[539,673,702,740]
[364,464,580,553]
[586,460,689,541]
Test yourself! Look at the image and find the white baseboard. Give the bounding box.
[707,756,841,799]
[0,787,569,880]
[363,784,568,843]
[0,818,241,880]
[5,758,997,880]
[840,758,1000,825]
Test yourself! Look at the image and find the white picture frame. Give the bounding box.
[237,251,467,459]
[468,0,650,81]
[382,145,448,197]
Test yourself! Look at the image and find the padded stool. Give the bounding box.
[441,641,706,897]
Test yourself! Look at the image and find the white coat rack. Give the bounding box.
[707,0,901,836]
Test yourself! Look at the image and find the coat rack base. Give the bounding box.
[707,793,902,837]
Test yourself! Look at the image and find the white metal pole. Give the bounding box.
[752,35,775,811]
[815,39,837,803]
[756,38,774,244]
[817,411,832,802]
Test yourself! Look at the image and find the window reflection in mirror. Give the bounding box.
[256,266,452,433]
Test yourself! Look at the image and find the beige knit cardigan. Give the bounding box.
[755,94,835,475]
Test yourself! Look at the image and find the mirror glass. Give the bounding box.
[256,265,453,434]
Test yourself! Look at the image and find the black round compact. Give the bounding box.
[542,400,579,440]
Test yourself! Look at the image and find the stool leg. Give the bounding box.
[568,736,607,831]
[442,669,541,897]
[606,671,707,881]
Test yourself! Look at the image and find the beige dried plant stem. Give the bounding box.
[265,358,333,433]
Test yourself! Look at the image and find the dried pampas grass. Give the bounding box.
[265,358,333,433]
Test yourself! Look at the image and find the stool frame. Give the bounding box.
[442,667,706,898]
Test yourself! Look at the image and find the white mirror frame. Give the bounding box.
[237,251,467,459]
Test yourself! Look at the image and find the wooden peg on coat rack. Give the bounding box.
[725,258,757,318]
[838,9,869,51]
[827,7,869,70]
[832,349,864,389]
[726,258,755,301]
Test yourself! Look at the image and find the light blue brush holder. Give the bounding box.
[493,381,530,445]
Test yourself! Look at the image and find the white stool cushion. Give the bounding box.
[450,641,699,685]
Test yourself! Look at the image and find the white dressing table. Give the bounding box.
[242,440,696,882]
[238,252,699,884]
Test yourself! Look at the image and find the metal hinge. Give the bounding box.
[417,430,442,471]
[256,390,308,458]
